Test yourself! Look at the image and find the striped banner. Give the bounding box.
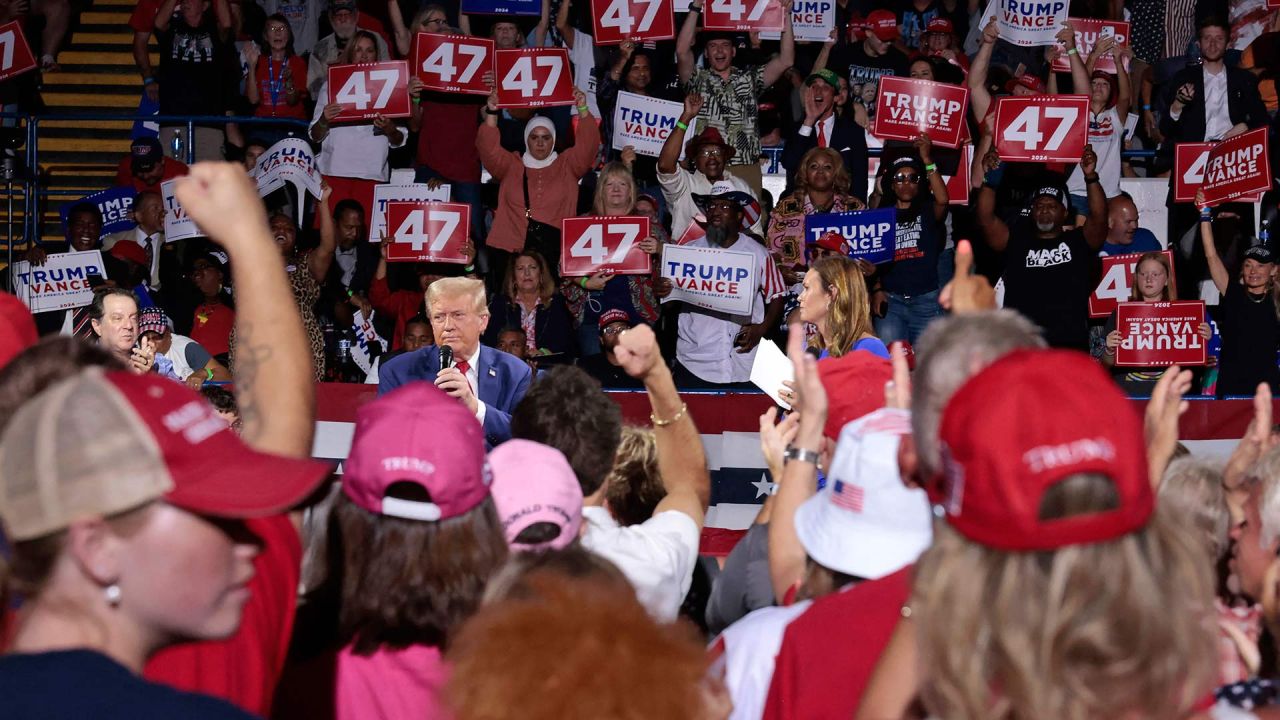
[313,384,1253,555]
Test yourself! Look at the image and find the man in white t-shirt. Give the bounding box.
[510,326,709,622]
[138,306,230,389]
[658,181,786,388]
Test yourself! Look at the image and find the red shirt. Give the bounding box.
[190,302,235,357]
[144,515,303,717]
[115,156,189,195]
[416,98,483,183]
[129,0,162,33]
[762,565,913,720]
[253,55,309,119]
[369,275,427,350]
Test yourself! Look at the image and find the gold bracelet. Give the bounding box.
[650,402,688,427]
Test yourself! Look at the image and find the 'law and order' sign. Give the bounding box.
[804,208,897,264]
[660,243,756,315]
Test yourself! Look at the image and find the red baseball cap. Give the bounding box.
[0,290,37,369]
[924,17,954,35]
[862,10,900,41]
[342,382,490,522]
[938,349,1153,551]
[0,368,333,541]
[817,351,893,440]
[1005,74,1045,94]
[109,240,149,267]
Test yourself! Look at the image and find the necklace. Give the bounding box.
[1247,291,1268,304]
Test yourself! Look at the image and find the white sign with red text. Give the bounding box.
[385,201,471,263]
[1050,18,1130,74]
[994,94,1088,162]
[494,48,575,108]
[327,61,412,121]
[760,0,835,41]
[560,216,652,276]
[0,21,36,83]
[872,76,970,148]
[413,33,493,95]
[591,0,675,43]
[702,0,784,32]
[978,0,1069,47]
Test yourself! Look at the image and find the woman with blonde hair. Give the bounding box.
[1102,250,1210,394]
[562,161,664,356]
[483,250,576,360]
[914,350,1218,720]
[766,146,865,283]
[798,255,887,359]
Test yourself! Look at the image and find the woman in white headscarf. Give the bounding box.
[476,87,600,284]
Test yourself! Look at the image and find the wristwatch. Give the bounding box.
[783,446,820,465]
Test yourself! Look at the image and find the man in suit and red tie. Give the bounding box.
[781,69,869,203]
[378,277,531,447]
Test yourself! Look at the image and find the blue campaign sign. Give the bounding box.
[804,208,898,265]
[461,0,540,15]
[60,186,138,240]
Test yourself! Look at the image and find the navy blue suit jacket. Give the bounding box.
[378,344,533,446]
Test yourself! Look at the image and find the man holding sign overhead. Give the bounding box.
[660,182,786,388]
[675,0,794,195]
[977,144,1106,351]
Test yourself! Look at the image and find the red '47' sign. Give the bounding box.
[1115,301,1207,367]
[1050,19,1129,74]
[494,48,575,108]
[327,61,412,121]
[0,21,35,83]
[1089,249,1175,318]
[1200,127,1271,207]
[994,94,1088,162]
[560,216,652,276]
[413,33,493,95]
[872,76,969,149]
[386,201,471,263]
[591,0,675,43]
[702,0,783,32]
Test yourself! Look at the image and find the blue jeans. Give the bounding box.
[873,288,943,347]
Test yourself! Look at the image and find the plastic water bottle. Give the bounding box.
[170,132,184,162]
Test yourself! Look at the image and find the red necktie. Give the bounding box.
[454,360,473,393]
[817,121,827,148]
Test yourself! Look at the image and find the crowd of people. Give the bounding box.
[6,0,1280,717]
[0,0,1274,394]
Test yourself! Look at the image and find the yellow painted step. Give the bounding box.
[40,137,132,153]
[42,119,133,130]
[41,167,118,178]
[60,51,157,65]
[43,72,142,86]
[70,32,134,45]
[43,92,137,108]
[81,11,132,24]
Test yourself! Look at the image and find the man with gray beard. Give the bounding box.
[975,144,1107,350]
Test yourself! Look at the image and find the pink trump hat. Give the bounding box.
[489,439,583,551]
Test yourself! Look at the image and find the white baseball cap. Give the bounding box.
[794,408,932,580]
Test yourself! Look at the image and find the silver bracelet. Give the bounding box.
[783,446,820,465]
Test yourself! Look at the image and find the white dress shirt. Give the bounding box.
[796,114,836,147]
[1203,66,1232,140]
[309,82,406,182]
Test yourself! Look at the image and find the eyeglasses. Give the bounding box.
[891,173,921,184]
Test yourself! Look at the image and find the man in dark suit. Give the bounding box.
[781,69,870,202]
[325,199,379,299]
[378,277,531,446]
[1159,16,1269,298]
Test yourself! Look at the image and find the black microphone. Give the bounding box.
[439,344,454,371]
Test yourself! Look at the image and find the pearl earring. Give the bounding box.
[104,584,122,608]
